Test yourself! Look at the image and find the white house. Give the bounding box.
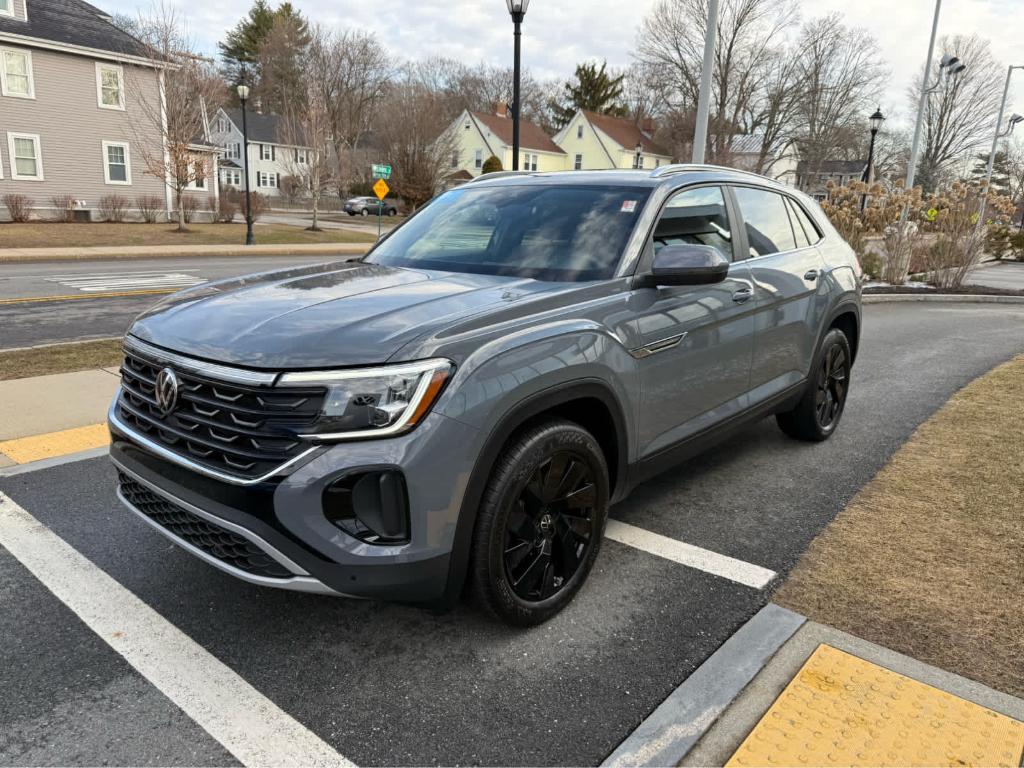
[552,110,673,171]
[209,107,314,198]
[727,134,799,187]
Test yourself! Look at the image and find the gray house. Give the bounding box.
[210,108,314,200]
[0,0,215,220]
[796,160,868,201]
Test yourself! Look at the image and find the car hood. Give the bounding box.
[128,261,563,369]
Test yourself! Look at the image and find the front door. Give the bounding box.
[628,185,756,458]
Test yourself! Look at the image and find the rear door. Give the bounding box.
[629,185,756,457]
[731,186,828,401]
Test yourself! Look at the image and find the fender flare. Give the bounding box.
[438,378,629,607]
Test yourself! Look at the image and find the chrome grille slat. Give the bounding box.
[117,347,326,481]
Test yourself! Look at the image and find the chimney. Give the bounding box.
[494,101,510,118]
[640,117,656,136]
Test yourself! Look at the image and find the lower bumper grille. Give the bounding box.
[118,471,293,579]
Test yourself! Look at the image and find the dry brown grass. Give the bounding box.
[0,222,374,249]
[0,339,123,381]
[776,355,1024,698]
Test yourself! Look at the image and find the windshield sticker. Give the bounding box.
[621,200,638,213]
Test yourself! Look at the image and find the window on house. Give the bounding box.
[222,169,241,186]
[258,171,278,188]
[1,49,34,98]
[294,148,307,163]
[577,124,584,139]
[8,133,42,180]
[574,154,583,170]
[103,141,131,184]
[96,63,124,110]
[260,144,275,161]
[227,143,240,160]
[474,149,483,169]
[451,150,459,168]
[464,122,471,131]
[522,153,538,171]
[193,160,206,189]
[0,0,12,17]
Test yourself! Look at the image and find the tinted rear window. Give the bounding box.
[734,187,797,257]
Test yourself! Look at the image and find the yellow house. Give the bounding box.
[443,105,567,185]
[553,110,673,171]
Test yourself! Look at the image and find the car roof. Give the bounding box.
[465,166,799,195]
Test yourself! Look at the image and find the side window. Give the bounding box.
[733,187,797,258]
[653,186,734,262]
[787,198,822,245]
[785,198,811,248]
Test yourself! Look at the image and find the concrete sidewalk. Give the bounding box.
[0,368,119,467]
[0,242,370,264]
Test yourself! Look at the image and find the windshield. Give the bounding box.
[364,184,651,282]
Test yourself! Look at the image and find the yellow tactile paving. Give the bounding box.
[727,644,1024,767]
[0,423,109,465]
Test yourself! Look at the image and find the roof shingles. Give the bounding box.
[582,111,670,158]
[470,111,565,155]
[0,0,150,58]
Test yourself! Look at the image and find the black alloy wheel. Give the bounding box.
[503,451,597,602]
[470,420,609,626]
[776,327,853,442]
[816,344,848,429]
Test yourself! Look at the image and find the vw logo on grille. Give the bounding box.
[154,367,180,415]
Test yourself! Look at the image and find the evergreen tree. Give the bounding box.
[481,155,503,174]
[219,0,309,105]
[550,61,627,129]
[971,151,1012,196]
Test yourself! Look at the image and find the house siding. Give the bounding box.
[554,112,673,171]
[11,0,27,21]
[209,108,312,199]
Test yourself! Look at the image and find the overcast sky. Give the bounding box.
[129,0,1024,129]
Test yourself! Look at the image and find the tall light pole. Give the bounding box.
[692,0,720,164]
[634,142,643,169]
[906,0,944,193]
[978,65,1024,224]
[506,0,530,171]
[862,108,885,212]
[237,83,255,246]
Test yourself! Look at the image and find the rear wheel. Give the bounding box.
[470,420,608,626]
[360,208,368,217]
[387,208,397,217]
[776,328,852,442]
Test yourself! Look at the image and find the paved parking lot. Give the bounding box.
[2,302,1024,766]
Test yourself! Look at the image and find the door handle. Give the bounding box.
[732,287,753,304]
[804,269,819,281]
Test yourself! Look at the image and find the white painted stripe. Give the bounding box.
[41,270,202,280]
[0,493,354,768]
[605,519,776,589]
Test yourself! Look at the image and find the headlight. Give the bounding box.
[279,359,453,441]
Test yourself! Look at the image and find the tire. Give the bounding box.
[470,420,609,627]
[776,327,852,442]
[360,209,368,217]
[387,208,397,217]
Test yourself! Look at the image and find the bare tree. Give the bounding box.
[909,34,1004,192]
[376,66,458,211]
[129,5,224,230]
[790,15,887,189]
[635,0,796,162]
[305,27,391,197]
[279,76,333,230]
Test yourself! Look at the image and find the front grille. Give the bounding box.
[118,472,293,579]
[118,346,325,481]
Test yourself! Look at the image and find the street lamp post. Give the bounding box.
[237,83,255,246]
[978,65,1024,224]
[506,0,530,171]
[862,108,885,212]
[692,0,721,164]
[634,142,643,170]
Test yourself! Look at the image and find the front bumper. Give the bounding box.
[108,394,483,603]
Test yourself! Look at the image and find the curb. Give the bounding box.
[0,243,371,264]
[601,604,805,767]
[863,293,1024,304]
[0,445,109,477]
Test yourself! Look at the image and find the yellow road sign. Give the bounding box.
[373,178,390,200]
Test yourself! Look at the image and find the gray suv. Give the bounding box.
[109,166,861,626]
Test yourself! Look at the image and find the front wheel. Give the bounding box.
[360,209,369,217]
[776,328,852,442]
[470,420,609,626]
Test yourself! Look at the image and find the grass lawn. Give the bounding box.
[0,339,123,381]
[775,354,1024,698]
[0,222,375,249]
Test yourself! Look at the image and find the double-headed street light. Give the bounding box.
[978,65,1024,224]
[236,83,255,246]
[862,108,886,212]
[506,0,530,171]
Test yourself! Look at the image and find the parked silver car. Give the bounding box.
[109,166,861,625]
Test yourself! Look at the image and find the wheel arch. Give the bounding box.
[439,379,629,607]
[827,303,860,364]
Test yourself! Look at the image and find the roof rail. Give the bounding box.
[467,170,539,184]
[649,163,770,181]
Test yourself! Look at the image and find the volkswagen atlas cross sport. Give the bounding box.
[109,166,861,626]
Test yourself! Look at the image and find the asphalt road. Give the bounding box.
[2,302,1024,766]
[0,254,353,349]
[965,260,1024,291]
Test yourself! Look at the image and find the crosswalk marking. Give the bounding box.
[45,271,205,293]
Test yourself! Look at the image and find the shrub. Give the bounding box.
[98,194,129,223]
[249,191,268,221]
[50,194,76,223]
[481,155,503,174]
[180,195,199,224]
[135,195,162,223]
[2,193,33,223]
[217,187,238,223]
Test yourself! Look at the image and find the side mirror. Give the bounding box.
[645,244,730,287]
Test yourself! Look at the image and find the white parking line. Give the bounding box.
[0,493,353,768]
[45,272,205,293]
[605,520,776,589]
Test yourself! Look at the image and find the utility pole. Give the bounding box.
[692,0,720,164]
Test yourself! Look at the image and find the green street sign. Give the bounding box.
[372,163,392,180]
